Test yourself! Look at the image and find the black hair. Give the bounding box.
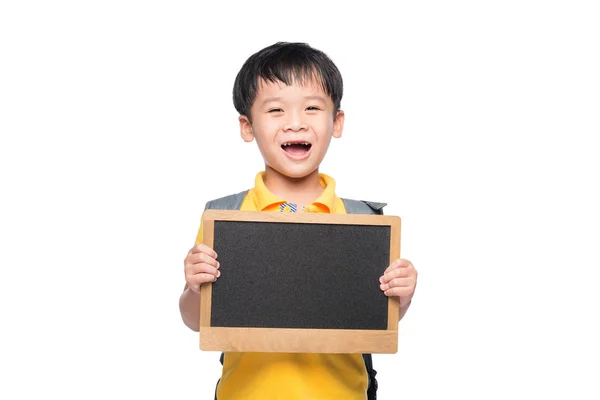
[232,42,343,119]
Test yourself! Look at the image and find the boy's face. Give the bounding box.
[239,78,344,180]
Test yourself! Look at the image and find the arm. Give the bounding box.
[398,299,412,321]
[179,284,202,332]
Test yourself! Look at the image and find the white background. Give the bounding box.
[1,1,599,399]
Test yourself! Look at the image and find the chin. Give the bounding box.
[272,166,319,180]
[282,171,315,180]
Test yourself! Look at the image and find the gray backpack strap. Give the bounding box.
[341,198,387,215]
[205,190,249,211]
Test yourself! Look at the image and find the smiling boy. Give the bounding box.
[179,42,417,400]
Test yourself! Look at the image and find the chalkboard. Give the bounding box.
[199,210,401,354]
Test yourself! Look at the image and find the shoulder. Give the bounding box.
[205,190,250,211]
[341,198,387,215]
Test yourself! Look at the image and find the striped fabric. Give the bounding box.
[280,202,305,213]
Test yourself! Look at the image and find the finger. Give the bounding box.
[189,244,218,258]
[187,262,220,277]
[380,277,413,291]
[187,252,220,268]
[188,273,217,294]
[384,286,413,298]
[383,258,413,273]
[381,259,415,283]
[383,259,402,274]
[394,259,413,269]
[188,272,220,290]
[380,267,412,283]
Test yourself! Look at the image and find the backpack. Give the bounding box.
[205,190,386,400]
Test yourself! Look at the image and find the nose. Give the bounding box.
[283,110,308,132]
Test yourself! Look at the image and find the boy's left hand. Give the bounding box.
[379,259,417,307]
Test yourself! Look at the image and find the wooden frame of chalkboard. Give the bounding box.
[199,210,401,354]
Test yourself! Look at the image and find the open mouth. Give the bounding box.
[281,141,312,157]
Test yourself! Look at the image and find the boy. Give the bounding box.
[179,42,417,399]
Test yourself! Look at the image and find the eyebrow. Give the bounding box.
[262,97,283,105]
[304,96,326,103]
[261,96,326,106]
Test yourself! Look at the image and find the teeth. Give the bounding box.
[282,142,310,146]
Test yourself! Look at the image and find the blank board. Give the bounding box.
[200,210,401,353]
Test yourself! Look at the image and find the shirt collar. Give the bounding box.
[253,171,339,212]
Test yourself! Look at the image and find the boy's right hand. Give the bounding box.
[184,244,220,294]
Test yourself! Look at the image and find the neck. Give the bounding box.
[263,166,324,205]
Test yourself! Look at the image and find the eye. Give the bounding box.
[268,108,283,113]
[306,106,321,111]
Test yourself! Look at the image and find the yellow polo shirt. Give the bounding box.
[195,172,369,400]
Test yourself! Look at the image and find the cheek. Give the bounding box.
[316,119,335,140]
[310,117,333,135]
[253,119,279,137]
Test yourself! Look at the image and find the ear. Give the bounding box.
[239,115,254,142]
[332,110,345,139]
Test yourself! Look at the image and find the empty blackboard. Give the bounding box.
[199,210,401,354]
